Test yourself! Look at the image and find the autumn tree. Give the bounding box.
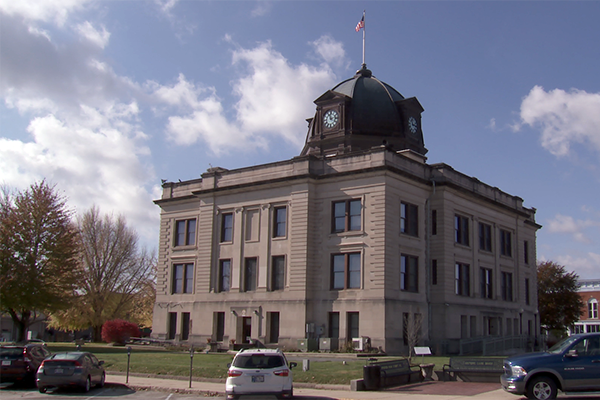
[537,261,583,332]
[50,206,155,341]
[0,182,79,342]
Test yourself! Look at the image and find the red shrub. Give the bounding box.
[101,319,141,345]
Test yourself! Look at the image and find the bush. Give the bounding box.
[101,319,141,345]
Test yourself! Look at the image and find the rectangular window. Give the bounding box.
[175,219,196,246]
[329,312,340,338]
[431,210,437,236]
[501,272,513,301]
[331,253,361,290]
[219,259,231,292]
[245,209,259,242]
[181,312,190,341]
[525,278,530,305]
[271,256,285,291]
[500,229,512,257]
[480,267,493,299]
[243,257,257,292]
[172,263,194,294]
[589,301,598,319]
[400,254,419,292]
[431,259,438,285]
[455,214,470,246]
[273,206,287,238]
[401,202,418,236]
[347,312,359,339]
[332,199,361,233]
[455,263,470,296]
[268,312,280,343]
[215,312,225,342]
[479,222,492,252]
[524,241,530,264]
[221,213,233,242]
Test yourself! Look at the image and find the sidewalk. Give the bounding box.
[107,373,517,400]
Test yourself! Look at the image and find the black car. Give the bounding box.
[0,343,52,386]
[501,333,600,400]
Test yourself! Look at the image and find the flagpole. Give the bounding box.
[362,10,366,67]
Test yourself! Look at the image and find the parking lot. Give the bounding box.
[0,385,216,400]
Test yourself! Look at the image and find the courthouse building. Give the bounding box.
[152,65,541,354]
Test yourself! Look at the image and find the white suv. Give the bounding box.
[226,348,297,399]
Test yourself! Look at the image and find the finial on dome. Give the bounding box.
[356,63,372,77]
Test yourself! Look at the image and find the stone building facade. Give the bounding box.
[152,65,540,354]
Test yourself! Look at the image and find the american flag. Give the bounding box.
[355,13,364,32]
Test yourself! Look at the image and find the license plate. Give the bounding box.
[54,368,63,374]
[2,361,10,366]
[251,375,264,383]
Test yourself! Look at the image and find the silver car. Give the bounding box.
[36,352,105,393]
[225,348,297,399]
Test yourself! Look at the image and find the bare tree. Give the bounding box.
[50,206,155,341]
[0,182,79,341]
[403,312,423,363]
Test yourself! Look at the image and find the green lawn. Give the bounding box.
[46,343,450,385]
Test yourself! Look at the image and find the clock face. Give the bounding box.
[323,110,339,129]
[408,116,418,135]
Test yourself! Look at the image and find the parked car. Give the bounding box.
[0,343,51,386]
[501,332,600,400]
[225,348,297,399]
[36,351,105,393]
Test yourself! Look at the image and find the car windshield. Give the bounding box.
[0,348,24,359]
[51,353,81,360]
[547,336,579,354]
[233,354,285,369]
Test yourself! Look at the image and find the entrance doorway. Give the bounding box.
[242,317,252,343]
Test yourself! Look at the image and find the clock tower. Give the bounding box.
[301,64,427,157]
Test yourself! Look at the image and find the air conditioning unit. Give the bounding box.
[319,338,339,352]
[352,337,370,351]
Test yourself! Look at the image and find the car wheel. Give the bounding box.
[526,376,557,400]
[83,376,91,392]
[38,386,47,394]
[97,372,105,388]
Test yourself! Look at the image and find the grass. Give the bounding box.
[45,343,451,385]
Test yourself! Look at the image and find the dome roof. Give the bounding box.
[332,66,405,135]
[301,64,426,157]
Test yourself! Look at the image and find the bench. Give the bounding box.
[363,358,423,390]
[442,357,504,382]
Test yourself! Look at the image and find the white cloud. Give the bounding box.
[0,0,91,25]
[519,86,600,158]
[150,39,338,155]
[76,21,110,49]
[310,35,347,69]
[251,1,272,17]
[546,213,600,244]
[232,40,336,146]
[551,253,600,280]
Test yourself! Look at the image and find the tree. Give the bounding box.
[403,312,423,363]
[537,261,583,332]
[0,182,80,342]
[49,206,155,341]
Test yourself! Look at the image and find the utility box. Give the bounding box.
[319,338,339,352]
[297,338,318,352]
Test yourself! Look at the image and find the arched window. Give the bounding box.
[589,298,598,319]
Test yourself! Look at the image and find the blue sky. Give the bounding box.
[1,1,599,279]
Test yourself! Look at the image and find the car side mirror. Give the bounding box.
[289,362,297,369]
[227,363,232,368]
[566,349,578,358]
[99,360,105,366]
